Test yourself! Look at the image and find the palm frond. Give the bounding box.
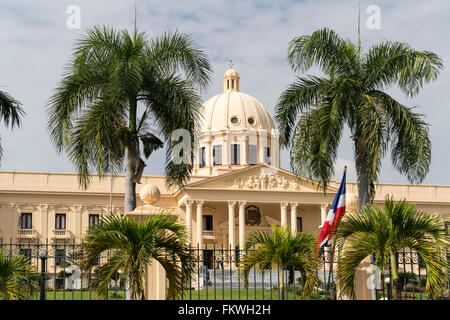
[147,30,212,91]
[364,41,443,97]
[288,28,358,76]
[275,75,329,146]
[336,196,448,299]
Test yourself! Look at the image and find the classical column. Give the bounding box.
[73,205,82,240]
[222,135,229,166]
[241,136,248,165]
[238,202,247,251]
[290,203,298,235]
[185,200,193,244]
[205,140,212,168]
[196,201,204,249]
[320,203,329,227]
[280,203,288,227]
[228,201,236,250]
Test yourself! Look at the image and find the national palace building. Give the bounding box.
[1,68,449,260]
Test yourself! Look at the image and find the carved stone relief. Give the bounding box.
[231,172,301,191]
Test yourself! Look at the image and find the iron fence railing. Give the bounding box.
[1,239,447,300]
[175,244,336,300]
[374,248,450,300]
[0,238,126,300]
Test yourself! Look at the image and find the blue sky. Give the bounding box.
[0,0,449,185]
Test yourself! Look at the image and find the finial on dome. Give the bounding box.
[223,65,240,93]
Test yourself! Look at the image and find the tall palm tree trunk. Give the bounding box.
[354,135,370,211]
[125,98,138,301]
[390,253,402,300]
[125,146,137,213]
[125,97,138,214]
[280,267,285,300]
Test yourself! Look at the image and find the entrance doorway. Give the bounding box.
[203,249,214,269]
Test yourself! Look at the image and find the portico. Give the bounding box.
[177,164,337,252]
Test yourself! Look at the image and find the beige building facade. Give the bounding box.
[0,68,449,248]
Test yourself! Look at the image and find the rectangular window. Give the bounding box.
[55,249,66,266]
[20,213,32,229]
[203,249,214,269]
[297,217,303,233]
[89,214,100,227]
[55,214,66,230]
[202,215,213,231]
[248,145,257,165]
[264,147,271,164]
[213,145,222,166]
[230,144,240,165]
[199,147,206,168]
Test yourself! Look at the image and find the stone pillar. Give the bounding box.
[73,205,82,241]
[10,204,19,240]
[228,201,236,250]
[353,257,375,300]
[222,135,229,166]
[205,140,212,168]
[290,203,298,235]
[185,200,193,244]
[196,201,203,249]
[320,203,329,227]
[144,259,167,300]
[238,202,246,251]
[280,203,288,227]
[38,204,48,240]
[241,136,248,165]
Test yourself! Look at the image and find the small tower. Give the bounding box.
[223,68,240,92]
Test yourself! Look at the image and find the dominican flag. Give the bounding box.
[317,168,346,256]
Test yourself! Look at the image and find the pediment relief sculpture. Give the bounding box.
[231,173,301,191]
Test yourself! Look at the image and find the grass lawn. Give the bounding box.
[28,289,126,300]
[376,289,449,300]
[178,288,332,300]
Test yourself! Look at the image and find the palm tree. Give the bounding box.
[0,250,39,300]
[275,28,443,210]
[335,196,449,299]
[0,88,24,162]
[239,225,319,299]
[47,25,212,213]
[78,211,196,300]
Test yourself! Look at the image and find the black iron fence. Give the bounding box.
[374,248,450,300]
[176,244,337,300]
[1,239,448,300]
[0,239,127,300]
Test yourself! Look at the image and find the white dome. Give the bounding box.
[194,68,280,176]
[200,68,275,133]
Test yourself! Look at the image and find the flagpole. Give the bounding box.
[326,166,347,295]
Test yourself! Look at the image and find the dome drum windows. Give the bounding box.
[199,147,206,168]
[230,116,239,125]
[264,147,271,164]
[247,117,255,125]
[230,144,240,165]
[248,144,257,165]
[213,145,222,166]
